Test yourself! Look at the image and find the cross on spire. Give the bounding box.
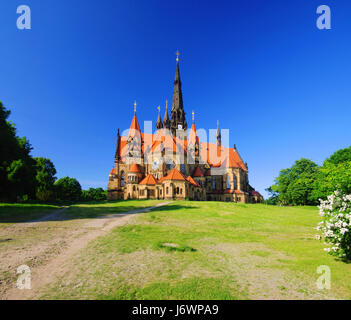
[192,110,195,122]
[134,101,137,114]
[176,50,180,62]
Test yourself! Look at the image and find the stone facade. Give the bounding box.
[107,58,263,203]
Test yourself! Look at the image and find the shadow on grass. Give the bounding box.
[0,204,60,224]
[0,201,194,224]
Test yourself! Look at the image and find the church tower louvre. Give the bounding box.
[170,52,187,136]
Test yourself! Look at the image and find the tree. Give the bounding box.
[54,177,82,203]
[34,157,57,201]
[312,161,351,201]
[270,158,319,205]
[264,186,279,205]
[81,188,107,202]
[324,146,351,165]
[0,102,36,201]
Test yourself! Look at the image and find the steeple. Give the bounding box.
[129,101,141,136]
[188,111,199,145]
[156,106,163,129]
[216,120,221,146]
[114,128,120,160]
[188,110,199,162]
[170,51,187,136]
[163,100,170,130]
[127,101,141,160]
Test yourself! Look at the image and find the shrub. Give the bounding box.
[54,177,82,203]
[316,191,351,260]
[81,188,107,202]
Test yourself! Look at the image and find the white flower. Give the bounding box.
[340,228,348,235]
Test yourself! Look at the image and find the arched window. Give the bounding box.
[166,187,169,194]
[133,186,136,191]
[180,188,182,195]
[212,177,216,190]
[234,176,237,190]
[176,187,179,194]
[121,171,125,187]
[226,175,231,189]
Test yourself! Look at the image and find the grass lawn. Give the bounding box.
[0,199,165,297]
[0,203,60,225]
[65,199,165,219]
[40,201,351,300]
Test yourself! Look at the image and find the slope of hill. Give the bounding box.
[34,201,351,300]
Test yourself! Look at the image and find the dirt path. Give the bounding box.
[1,202,171,300]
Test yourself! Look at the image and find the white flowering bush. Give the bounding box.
[316,191,351,260]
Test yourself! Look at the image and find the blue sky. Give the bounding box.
[0,0,350,197]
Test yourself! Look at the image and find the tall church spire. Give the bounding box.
[128,101,141,137]
[216,120,221,146]
[114,128,120,160]
[156,106,163,129]
[170,51,187,135]
[163,100,170,130]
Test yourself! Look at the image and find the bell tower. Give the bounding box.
[170,51,187,136]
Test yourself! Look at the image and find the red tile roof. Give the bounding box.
[129,114,141,133]
[117,127,247,171]
[163,168,187,181]
[157,176,166,183]
[129,163,141,173]
[139,174,157,185]
[109,168,116,175]
[192,166,204,177]
[250,190,262,197]
[188,123,199,145]
[186,176,201,187]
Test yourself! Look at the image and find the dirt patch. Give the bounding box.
[0,202,171,300]
[206,243,336,300]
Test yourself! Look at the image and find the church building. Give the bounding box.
[108,54,263,203]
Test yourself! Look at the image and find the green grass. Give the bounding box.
[64,200,165,219]
[0,203,60,225]
[40,201,351,300]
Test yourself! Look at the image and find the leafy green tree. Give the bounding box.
[0,102,36,201]
[264,186,279,205]
[34,157,57,201]
[54,177,82,203]
[270,158,319,205]
[81,188,107,202]
[324,146,351,165]
[312,161,351,201]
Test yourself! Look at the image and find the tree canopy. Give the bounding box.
[54,177,82,202]
[268,148,351,206]
[0,102,36,201]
